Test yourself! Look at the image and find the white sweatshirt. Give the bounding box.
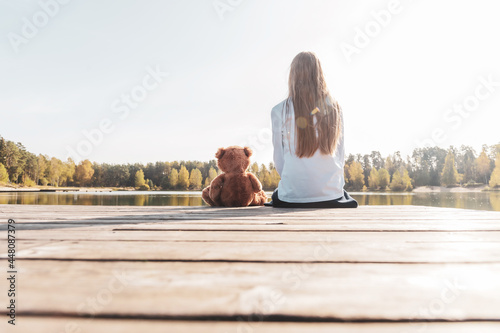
[271,98,345,203]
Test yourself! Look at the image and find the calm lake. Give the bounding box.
[1,190,500,211]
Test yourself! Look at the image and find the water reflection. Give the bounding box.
[349,192,500,211]
[0,191,499,211]
[491,194,500,211]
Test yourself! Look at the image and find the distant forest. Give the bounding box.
[1,136,499,191]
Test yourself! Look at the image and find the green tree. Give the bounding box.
[16,143,30,183]
[402,169,413,191]
[476,150,491,184]
[189,168,203,190]
[107,164,130,187]
[385,155,395,178]
[143,162,166,188]
[269,168,280,189]
[368,168,379,190]
[37,154,49,185]
[411,147,447,186]
[0,163,8,183]
[457,146,477,184]
[178,165,190,190]
[75,160,95,186]
[48,157,63,186]
[441,151,459,186]
[91,163,103,186]
[250,162,259,175]
[23,176,36,187]
[370,151,384,170]
[169,168,179,189]
[492,143,500,154]
[23,153,38,185]
[489,154,500,188]
[135,169,146,188]
[260,170,272,190]
[257,164,272,190]
[389,170,405,191]
[3,141,20,182]
[0,137,6,166]
[378,168,390,190]
[257,163,268,177]
[60,158,76,186]
[347,161,365,191]
[203,177,210,188]
[203,167,217,188]
[362,154,372,186]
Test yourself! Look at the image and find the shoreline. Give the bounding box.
[1,185,498,193]
[0,186,206,193]
[412,185,493,193]
[343,185,498,194]
[0,186,115,193]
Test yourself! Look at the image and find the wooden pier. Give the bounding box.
[1,204,500,332]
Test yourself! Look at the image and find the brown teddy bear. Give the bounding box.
[202,146,267,207]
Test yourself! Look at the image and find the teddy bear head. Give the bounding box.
[215,146,253,173]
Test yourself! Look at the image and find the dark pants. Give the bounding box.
[266,189,358,208]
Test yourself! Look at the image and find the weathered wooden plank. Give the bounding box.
[5,221,500,234]
[2,238,500,263]
[5,318,500,333]
[110,221,500,231]
[3,208,499,218]
[14,230,500,242]
[2,204,438,212]
[5,221,500,232]
[4,212,500,221]
[2,205,499,235]
[5,214,500,222]
[3,261,499,321]
[2,204,499,220]
[0,203,491,212]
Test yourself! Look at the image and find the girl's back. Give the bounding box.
[272,98,345,203]
[269,51,356,208]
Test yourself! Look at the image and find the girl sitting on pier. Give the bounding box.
[267,51,358,208]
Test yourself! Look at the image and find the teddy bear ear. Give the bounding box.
[243,147,253,157]
[215,147,226,159]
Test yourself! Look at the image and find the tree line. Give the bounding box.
[344,144,500,191]
[0,136,281,190]
[1,136,499,191]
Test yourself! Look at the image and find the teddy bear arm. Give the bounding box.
[248,173,263,192]
[209,174,225,204]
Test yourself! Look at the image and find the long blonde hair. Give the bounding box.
[288,52,341,158]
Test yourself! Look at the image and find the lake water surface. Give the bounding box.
[1,191,499,211]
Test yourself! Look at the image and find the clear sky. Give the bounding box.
[1,0,499,165]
